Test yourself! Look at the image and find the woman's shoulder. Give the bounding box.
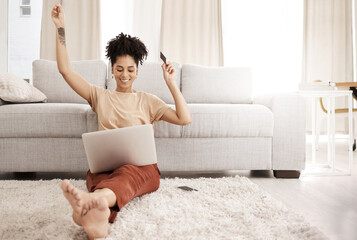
[89,83,108,93]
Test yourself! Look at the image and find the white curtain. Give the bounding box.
[303,0,353,84]
[303,0,353,133]
[100,0,133,61]
[352,0,357,84]
[132,0,163,63]
[40,0,101,61]
[222,0,303,97]
[160,0,223,66]
[0,0,8,72]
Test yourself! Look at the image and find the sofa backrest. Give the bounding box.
[32,59,252,104]
[106,62,181,104]
[32,59,107,104]
[181,64,252,104]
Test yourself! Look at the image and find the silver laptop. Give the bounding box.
[82,124,158,173]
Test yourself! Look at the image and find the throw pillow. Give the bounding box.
[0,72,47,103]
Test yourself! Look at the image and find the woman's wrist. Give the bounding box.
[166,79,177,88]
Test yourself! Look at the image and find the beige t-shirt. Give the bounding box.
[87,84,171,131]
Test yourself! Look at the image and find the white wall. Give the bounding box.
[0,0,8,72]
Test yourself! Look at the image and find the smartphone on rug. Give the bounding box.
[177,186,198,191]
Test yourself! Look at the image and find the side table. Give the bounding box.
[299,90,353,176]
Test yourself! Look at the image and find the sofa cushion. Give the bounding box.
[86,104,181,137]
[0,102,181,138]
[182,104,273,137]
[32,59,107,104]
[0,103,94,138]
[181,64,252,104]
[106,62,181,104]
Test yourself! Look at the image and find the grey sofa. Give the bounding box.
[0,59,306,178]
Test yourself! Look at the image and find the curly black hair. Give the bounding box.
[106,32,148,67]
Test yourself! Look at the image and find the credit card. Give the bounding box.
[160,52,166,63]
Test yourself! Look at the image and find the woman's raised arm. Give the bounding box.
[51,4,90,102]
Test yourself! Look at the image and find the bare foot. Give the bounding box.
[81,197,110,240]
[60,179,93,225]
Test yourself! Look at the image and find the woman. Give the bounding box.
[51,4,191,239]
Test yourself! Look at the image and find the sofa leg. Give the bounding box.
[273,170,300,179]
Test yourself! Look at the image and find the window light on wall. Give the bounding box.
[20,0,31,17]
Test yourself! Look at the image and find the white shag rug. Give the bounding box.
[0,176,327,240]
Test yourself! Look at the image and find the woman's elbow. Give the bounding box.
[57,63,71,76]
[181,118,192,125]
[58,68,70,77]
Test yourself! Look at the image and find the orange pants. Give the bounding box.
[86,163,161,223]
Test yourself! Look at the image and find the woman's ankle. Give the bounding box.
[92,188,117,207]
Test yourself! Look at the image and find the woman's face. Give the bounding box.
[112,55,138,92]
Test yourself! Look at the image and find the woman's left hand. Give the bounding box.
[161,62,175,85]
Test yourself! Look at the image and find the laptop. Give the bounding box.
[82,124,158,173]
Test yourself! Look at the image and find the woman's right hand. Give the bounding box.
[51,4,65,28]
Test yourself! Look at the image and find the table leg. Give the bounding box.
[349,94,353,174]
[312,97,316,164]
[331,95,335,170]
[327,96,331,166]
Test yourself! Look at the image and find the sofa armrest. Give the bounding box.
[253,93,306,170]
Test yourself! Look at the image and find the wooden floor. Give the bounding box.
[249,136,357,240]
[1,135,356,240]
